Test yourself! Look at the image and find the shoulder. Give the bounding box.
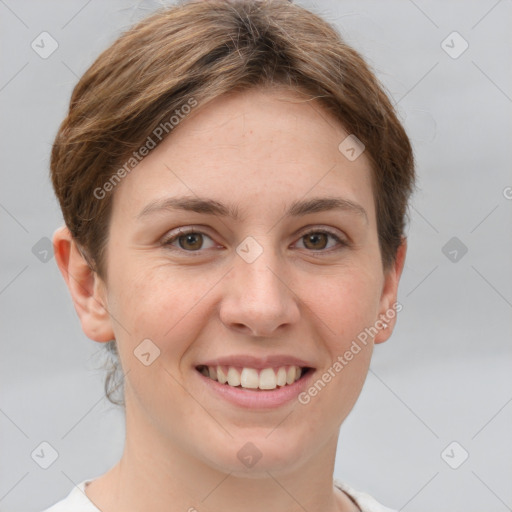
[40,480,101,512]
[42,477,393,512]
[334,478,397,512]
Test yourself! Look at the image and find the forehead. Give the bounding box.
[111,86,376,224]
[173,87,352,161]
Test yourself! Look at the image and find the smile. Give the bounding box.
[195,365,313,391]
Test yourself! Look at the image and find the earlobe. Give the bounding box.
[53,226,114,343]
[373,237,407,344]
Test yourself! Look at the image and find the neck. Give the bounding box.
[85,399,358,512]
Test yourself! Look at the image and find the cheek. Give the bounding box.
[300,266,381,420]
[304,266,381,350]
[108,265,213,364]
[299,271,377,425]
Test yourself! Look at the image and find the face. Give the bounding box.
[81,87,404,477]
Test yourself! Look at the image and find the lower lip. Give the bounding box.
[195,368,315,409]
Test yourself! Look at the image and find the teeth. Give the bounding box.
[276,367,287,387]
[199,365,305,390]
[258,368,277,390]
[217,366,227,384]
[286,366,296,385]
[227,367,241,387]
[240,368,260,389]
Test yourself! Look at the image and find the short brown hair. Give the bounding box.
[50,0,415,406]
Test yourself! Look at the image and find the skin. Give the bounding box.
[54,86,406,512]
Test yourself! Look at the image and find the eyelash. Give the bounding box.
[161,226,349,256]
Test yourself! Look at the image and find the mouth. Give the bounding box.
[195,364,314,392]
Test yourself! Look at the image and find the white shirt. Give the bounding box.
[41,477,397,512]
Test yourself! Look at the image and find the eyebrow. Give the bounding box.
[137,196,368,223]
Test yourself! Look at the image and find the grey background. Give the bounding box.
[1,0,511,511]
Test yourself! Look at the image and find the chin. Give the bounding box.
[202,430,312,477]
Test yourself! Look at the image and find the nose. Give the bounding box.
[219,243,300,338]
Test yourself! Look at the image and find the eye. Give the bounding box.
[162,227,348,255]
[295,229,348,252]
[162,228,216,252]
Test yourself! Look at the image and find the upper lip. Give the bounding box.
[196,355,315,370]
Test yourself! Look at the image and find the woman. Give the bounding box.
[44,0,415,510]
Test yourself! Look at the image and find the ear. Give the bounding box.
[53,226,114,342]
[373,237,407,344]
